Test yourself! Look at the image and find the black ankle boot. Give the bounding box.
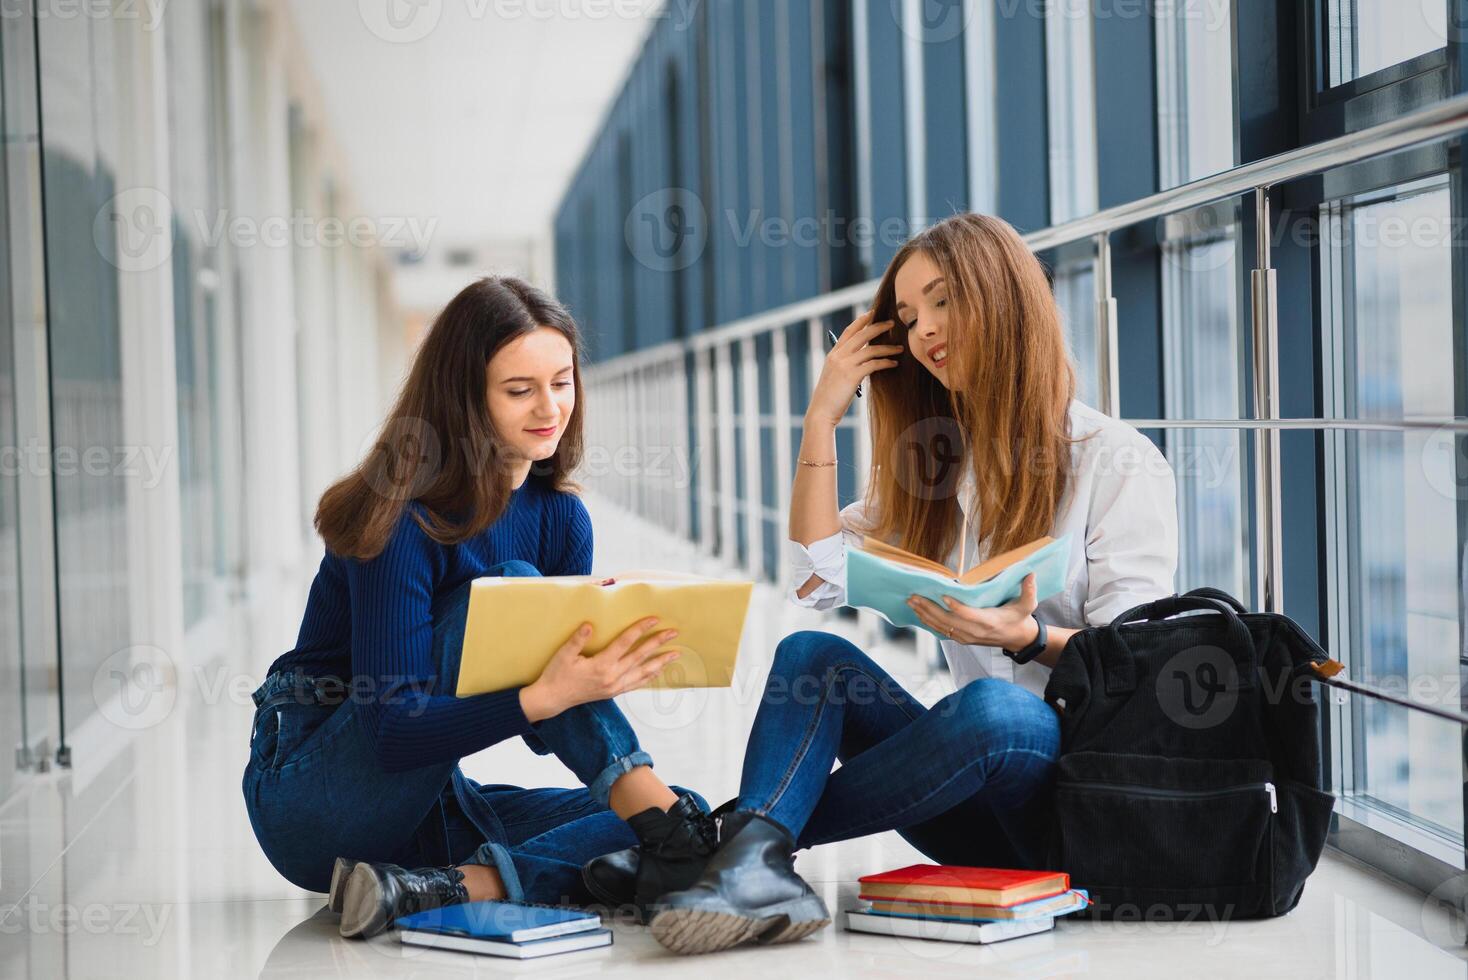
[327,856,359,914]
[648,810,830,955]
[337,861,469,939]
[581,793,718,922]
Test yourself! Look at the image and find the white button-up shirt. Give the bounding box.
[787,400,1179,698]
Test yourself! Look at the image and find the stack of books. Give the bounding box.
[395,901,611,960]
[845,864,1088,945]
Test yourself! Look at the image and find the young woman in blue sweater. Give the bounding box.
[242,276,714,938]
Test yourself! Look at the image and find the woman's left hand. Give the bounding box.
[907,573,1041,650]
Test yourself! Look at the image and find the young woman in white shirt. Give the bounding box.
[641,213,1179,954]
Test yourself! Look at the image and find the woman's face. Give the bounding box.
[486,326,576,464]
[893,250,952,389]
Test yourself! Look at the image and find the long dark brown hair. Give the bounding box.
[315,276,586,559]
[861,213,1078,564]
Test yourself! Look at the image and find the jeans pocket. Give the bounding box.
[248,706,280,769]
[251,701,334,771]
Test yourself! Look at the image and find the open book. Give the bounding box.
[845,534,1071,640]
[456,570,753,696]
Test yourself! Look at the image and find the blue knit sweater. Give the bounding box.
[268,472,594,771]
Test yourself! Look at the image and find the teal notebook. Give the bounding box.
[846,534,1071,639]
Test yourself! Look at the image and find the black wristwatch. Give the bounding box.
[1003,614,1047,665]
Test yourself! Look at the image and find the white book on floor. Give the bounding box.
[398,927,613,959]
[844,909,1055,944]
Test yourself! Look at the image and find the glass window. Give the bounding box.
[36,12,133,740]
[1328,0,1447,86]
[1155,0,1235,189]
[1155,0,1245,599]
[1044,0,1097,224]
[0,13,27,800]
[1320,178,1463,844]
[1159,210,1246,599]
[166,0,232,627]
[1052,260,1098,410]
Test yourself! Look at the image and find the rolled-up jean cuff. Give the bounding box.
[464,842,525,903]
[587,750,654,808]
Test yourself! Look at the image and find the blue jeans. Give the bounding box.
[241,559,703,905]
[734,630,1061,868]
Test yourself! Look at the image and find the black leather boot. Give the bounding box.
[327,856,359,914]
[581,793,718,922]
[337,861,470,939]
[648,810,830,955]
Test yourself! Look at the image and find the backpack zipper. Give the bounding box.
[1064,778,1278,813]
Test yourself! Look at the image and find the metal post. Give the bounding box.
[771,325,794,539]
[1251,186,1284,613]
[1094,232,1120,417]
[673,356,692,539]
[740,336,765,579]
[715,342,738,567]
[694,348,714,556]
[853,303,874,488]
[807,316,825,396]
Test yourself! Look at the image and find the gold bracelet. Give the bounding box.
[797,458,837,467]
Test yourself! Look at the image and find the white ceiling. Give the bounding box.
[286,1,658,285]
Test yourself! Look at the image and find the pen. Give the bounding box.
[826,329,862,398]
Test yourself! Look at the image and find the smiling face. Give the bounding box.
[893,250,953,389]
[485,326,577,471]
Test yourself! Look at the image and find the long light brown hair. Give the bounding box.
[315,276,586,560]
[861,213,1079,565]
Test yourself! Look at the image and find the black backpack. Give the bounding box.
[1040,587,1336,920]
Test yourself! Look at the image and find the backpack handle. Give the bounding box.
[1103,592,1258,695]
[1176,586,1250,615]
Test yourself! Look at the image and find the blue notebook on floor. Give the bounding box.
[396,902,610,958]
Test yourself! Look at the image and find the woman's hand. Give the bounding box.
[907,573,1041,651]
[519,617,680,723]
[805,310,904,430]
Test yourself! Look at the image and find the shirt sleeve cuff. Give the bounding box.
[787,532,847,608]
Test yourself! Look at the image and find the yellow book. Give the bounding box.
[456,570,754,695]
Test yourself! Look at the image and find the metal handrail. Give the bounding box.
[579,87,1468,725]
[587,90,1468,380]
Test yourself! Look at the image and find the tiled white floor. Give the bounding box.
[2,492,1467,977]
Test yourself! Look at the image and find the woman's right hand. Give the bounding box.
[805,310,904,429]
[518,617,681,722]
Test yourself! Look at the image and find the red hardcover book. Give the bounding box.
[856,864,1070,907]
